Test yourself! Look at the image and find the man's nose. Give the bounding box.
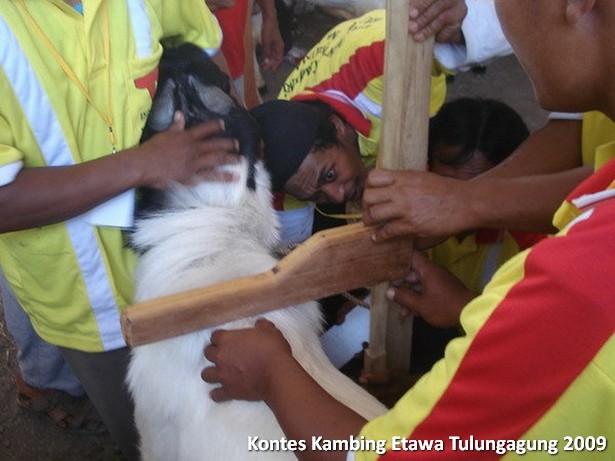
[322,182,348,203]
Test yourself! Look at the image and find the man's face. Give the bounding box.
[495,1,543,88]
[495,0,570,111]
[284,144,368,204]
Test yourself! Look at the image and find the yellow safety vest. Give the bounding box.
[0,0,221,352]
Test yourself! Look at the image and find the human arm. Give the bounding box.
[0,115,239,233]
[363,166,591,241]
[202,319,366,461]
[256,0,284,71]
[204,0,236,12]
[388,251,475,327]
[363,119,591,241]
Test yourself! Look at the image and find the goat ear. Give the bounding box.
[188,74,234,116]
[148,79,177,131]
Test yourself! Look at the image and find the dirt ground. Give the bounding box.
[0,7,547,461]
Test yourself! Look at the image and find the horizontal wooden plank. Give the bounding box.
[122,222,413,346]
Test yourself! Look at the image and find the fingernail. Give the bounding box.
[371,233,378,243]
[386,288,395,300]
[219,119,226,130]
[409,8,418,18]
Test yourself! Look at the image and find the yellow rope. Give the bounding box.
[314,205,363,221]
[19,0,116,152]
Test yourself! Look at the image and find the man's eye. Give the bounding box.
[322,170,335,183]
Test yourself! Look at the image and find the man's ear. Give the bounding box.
[330,113,353,142]
[566,0,595,24]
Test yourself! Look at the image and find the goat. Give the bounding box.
[126,43,386,461]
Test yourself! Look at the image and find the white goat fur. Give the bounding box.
[127,159,387,461]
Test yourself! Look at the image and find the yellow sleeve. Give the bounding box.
[0,105,25,187]
[581,111,615,170]
[148,0,222,54]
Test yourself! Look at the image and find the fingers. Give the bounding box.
[201,365,218,384]
[169,116,240,160]
[201,367,231,402]
[370,219,411,242]
[201,320,280,403]
[409,0,450,32]
[364,169,396,188]
[168,111,186,131]
[209,386,231,402]
[259,20,284,71]
[358,369,391,386]
[362,172,399,228]
[194,140,240,164]
[261,43,284,71]
[202,331,232,402]
[188,119,226,139]
[387,285,421,312]
[362,198,398,227]
[362,170,403,227]
[187,123,242,179]
[254,318,277,331]
[410,249,430,272]
[194,146,241,182]
[408,0,467,43]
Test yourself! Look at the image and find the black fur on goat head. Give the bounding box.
[138,43,261,216]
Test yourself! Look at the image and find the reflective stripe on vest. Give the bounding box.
[481,241,503,290]
[0,6,154,350]
[127,0,153,59]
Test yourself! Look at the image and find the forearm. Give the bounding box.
[255,0,283,71]
[265,356,366,461]
[0,118,236,233]
[465,119,586,233]
[467,166,592,233]
[0,147,145,232]
[255,0,276,21]
[481,119,583,179]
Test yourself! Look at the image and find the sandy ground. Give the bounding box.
[0,7,547,461]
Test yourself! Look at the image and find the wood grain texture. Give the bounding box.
[364,0,433,373]
[122,223,412,346]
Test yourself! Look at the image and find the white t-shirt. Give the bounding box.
[434,0,512,71]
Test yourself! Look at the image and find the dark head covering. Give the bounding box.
[250,100,327,189]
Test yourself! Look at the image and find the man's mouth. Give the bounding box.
[347,187,361,203]
[348,180,365,202]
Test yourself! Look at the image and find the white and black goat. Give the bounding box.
[127,43,386,461]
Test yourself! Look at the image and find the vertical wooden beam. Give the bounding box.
[364,0,434,374]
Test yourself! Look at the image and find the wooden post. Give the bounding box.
[363,0,433,374]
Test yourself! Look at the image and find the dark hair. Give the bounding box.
[303,100,341,150]
[428,97,530,167]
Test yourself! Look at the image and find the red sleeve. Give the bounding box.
[382,197,615,460]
